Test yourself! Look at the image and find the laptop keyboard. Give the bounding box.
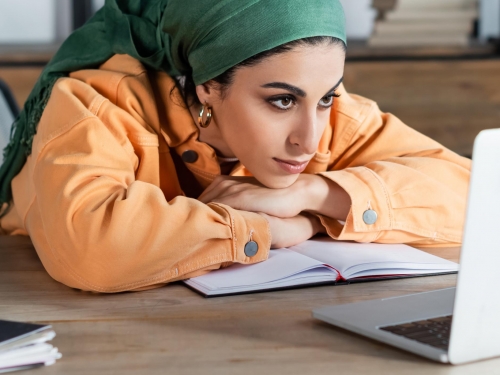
[379,315,452,350]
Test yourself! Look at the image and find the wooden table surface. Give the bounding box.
[1,235,499,374]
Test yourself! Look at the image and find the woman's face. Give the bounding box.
[196,43,345,189]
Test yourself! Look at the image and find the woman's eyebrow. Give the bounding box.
[261,76,344,98]
[261,82,307,97]
[325,77,344,95]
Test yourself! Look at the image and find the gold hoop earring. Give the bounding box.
[198,104,212,128]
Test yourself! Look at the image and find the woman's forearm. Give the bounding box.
[198,174,351,221]
[297,174,351,221]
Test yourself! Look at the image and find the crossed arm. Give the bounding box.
[198,174,351,248]
[199,94,471,248]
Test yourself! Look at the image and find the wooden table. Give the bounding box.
[1,235,499,374]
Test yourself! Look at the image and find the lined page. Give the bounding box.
[184,249,338,294]
[289,238,458,279]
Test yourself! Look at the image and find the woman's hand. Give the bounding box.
[258,212,325,249]
[198,174,351,220]
[199,175,304,217]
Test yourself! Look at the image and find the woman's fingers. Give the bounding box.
[205,184,300,217]
[198,177,239,202]
[261,213,322,249]
[198,176,259,203]
[197,175,303,218]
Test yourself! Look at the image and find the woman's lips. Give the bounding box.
[273,158,309,174]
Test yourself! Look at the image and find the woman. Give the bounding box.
[0,0,470,292]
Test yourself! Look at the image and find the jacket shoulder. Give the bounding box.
[67,54,152,105]
[333,83,379,125]
[98,54,148,76]
[34,55,160,155]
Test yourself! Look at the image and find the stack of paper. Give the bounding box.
[369,0,478,47]
[0,320,61,373]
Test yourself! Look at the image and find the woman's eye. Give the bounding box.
[319,95,334,108]
[270,97,295,110]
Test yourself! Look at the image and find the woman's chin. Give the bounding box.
[253,172,299,189]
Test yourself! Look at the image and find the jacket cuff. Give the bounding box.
[208,203,271,264]
[317,168,393,242]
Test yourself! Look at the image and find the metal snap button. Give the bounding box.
[363,209,378,225]
[182,150,198,163]
[244,241,259,257]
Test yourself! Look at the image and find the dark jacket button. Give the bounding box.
[182,150,198,163]
[244,241,258,257]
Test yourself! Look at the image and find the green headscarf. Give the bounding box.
[0,0,345,215]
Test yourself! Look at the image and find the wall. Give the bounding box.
[0,0,56,43]
[0,0,72,44]
[340,0,377,40]
[480,0,500,40]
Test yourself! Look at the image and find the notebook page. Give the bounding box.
[0,331,56,352]
[185,248,338,291]
[289,238,458,279]
[199,268,341,296]
[0,347,61,370]
[0,343,55,362]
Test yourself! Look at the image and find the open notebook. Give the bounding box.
[184,238,459,297]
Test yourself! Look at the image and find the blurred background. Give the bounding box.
[0,0,499,157]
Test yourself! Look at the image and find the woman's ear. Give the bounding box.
[196,83,218,105]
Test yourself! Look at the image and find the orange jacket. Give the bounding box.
[0,55,471,292]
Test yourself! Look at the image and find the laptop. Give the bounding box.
[313,128,500,365]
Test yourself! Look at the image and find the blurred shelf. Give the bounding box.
[0,43,60,66]
[1,39,498,66]
[346,40,498,61]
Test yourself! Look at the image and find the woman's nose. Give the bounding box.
[288,113,320,155]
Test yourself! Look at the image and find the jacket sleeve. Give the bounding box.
[316,85,471,246]
[28,77,270,293]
